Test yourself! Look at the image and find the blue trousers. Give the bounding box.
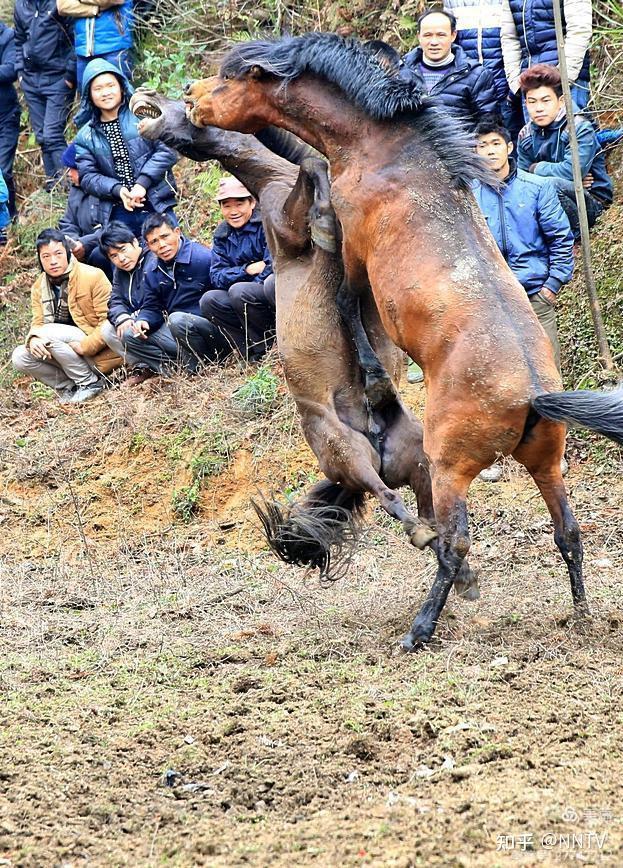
[20,72,75,182]
[0,106,20,219]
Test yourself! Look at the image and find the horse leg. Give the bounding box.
[278,157,337,254]
[401,469,473,650]
[513,421,588,615]
[336,279,396,411]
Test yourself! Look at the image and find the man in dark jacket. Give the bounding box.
[58,143,113,280]
[13,0,76,188]
[516,64,612,240]
[0,22,20,220]
[402,8,499,129]
[74,58,177,237]
[121,212,232,373]
[200,176,275,361]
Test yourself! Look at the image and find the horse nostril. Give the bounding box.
[183,81,194,95]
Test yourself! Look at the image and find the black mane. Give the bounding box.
[220,33,495,189]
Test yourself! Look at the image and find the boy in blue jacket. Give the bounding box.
[0,169,10,245]
[473,117,573,480]
[516,64,613,240]
[72,0,134,90]
[201,176,275,361]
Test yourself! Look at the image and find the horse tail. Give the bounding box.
[251,480,367,581]
[533,389,623,445]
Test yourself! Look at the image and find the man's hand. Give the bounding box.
[71,241,86,261]
[116,320,134,339]
[131,319,150,340]
[582,173,594,189]
[539,288,557,305]
[68,341,84,355]
[28,337,51,360]
[120,187,135,211]
[245,260,266,276]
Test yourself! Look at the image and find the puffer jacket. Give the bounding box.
[139,237,213,332]
[444,0,509,102]
[501,0,591,97]
[0,23,19,113]
[0,170,9,230]
[517,108,613,205]
[58,183,109,256]
[74,1,133,58]
[402,44,498,128]
[27,257,121,371]
[13,0,75,82]
[107,247,151,326]
[210,212,272,292]
[472,163,573,294]
[74,58,177,215]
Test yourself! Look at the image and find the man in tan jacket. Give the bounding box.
[12,228,121,403]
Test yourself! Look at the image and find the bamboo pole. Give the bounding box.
[552,0,615,371]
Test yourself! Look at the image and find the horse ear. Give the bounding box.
[247,65,265,80]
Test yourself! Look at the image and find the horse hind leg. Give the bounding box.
[299,156,338,253]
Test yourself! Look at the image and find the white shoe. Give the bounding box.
[56,385,77,404]
[479,463,503,483]
[70,379,105,403]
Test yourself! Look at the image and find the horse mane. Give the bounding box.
[220,32,495,189]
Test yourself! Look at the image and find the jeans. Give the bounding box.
[121,322,189,374]
[199,274,276,360]
[12,323,100,391]
[0,106,20,219]
[20,72,75,183]
[530,291,560,373]
[548,177,604,240]
[168,311,235,371]
[100,319,142,368]
[77,49,132,92]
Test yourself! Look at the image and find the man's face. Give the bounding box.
[90,73,123,113]
[39,241,69,279]
[476,132,513,174]
[107,239,142,271]
[525,86,564,127]
[418,14,456,63]
[219,196,255,229]
[145,224,182,262]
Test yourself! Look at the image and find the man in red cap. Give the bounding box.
[199,175,275,361]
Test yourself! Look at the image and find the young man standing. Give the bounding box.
[122,212,231,373]
[473,118,574,480]
[200,177,275,362]
[516,64,613,239]
[12,229,120,402]
[402,8,499,130]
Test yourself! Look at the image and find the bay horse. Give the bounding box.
[130,88,464,584]
[185,33,623,649]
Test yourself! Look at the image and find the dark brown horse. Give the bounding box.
[130,88,458,584]
[185,33,623,649]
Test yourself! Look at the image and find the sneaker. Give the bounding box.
[479,463,503,482]
[560,457,569,477]
[407,359,424,384]
[0,228,7,247]
[70,379,106,403]
[124,367,155,387]
[56,385,77,404]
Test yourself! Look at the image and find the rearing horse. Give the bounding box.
[185,33,623,649]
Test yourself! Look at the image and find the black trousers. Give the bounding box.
[199,274,276,360]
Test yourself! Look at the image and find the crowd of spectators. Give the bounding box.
[0,3,619,444]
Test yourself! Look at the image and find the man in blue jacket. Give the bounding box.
[473,118,574,480]
[74,58,178,238]
[122,212,232,373]
[516,64,613,240]
[402,8,500,130]
[13,0,76,189]
[200,176,275,362]
[0,22,20,220]
[71,0,134,90]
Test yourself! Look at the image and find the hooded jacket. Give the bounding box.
[210,211,273,292]
[0,23,19,114]
[26,257,121,371]
[107,247,151,326]
[517,108,613,205]
[402,44,499,128]
[74,1,133,58]
[472,162,574,295]
[138,236,213,332]
[444,0,509,103]
[13,0,75,82]
[74,59,178,216]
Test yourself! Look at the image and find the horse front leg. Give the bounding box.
[401,468,473,650]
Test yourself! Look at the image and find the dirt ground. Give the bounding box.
[0,373,622,868]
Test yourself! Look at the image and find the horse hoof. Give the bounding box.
[400,623,433,651]
[454,579,480,601]
[410,525,438,550]
[365,375,396,410]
